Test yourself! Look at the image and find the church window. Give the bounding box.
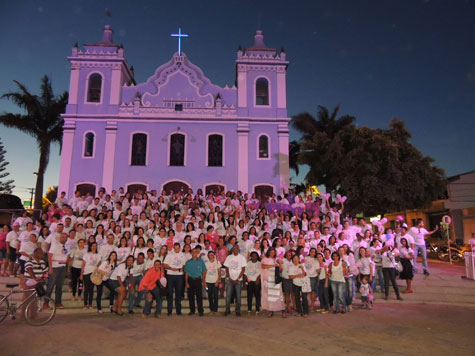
[258,135,269,159]
[208,134,223,167]
[87,73,102,103]
[256,78,269,106]
[83,132,95,157]
[131,133,147,166]
[170,133,185,166]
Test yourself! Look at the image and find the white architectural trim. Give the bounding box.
[126,182,150,192]
[203,182,228,194]
[167,131,187,166]
[73,181,99,196]
[251,183,276,194]
[84,71,105,105]
[160,178,191,193]
[129,131,149,166]
[205,132,225,167]
[58,124,75,197]
[253,75,271,108]
[82,130,96,159]
[237,124,249,193]
[256,133,271,160]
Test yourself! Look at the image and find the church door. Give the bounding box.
[76,183,96,197]
[205,184,225,196]
[254,185,274,199]
[127,184,147,195]
[163,181,189,195]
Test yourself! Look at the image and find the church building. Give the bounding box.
[58,25,290,197]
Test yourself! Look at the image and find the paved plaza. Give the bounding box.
[1,260,474,356]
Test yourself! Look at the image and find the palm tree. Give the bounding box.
[0,76,68,214]
[290,105,356,191]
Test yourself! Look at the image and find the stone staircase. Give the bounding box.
[1,259,474,314]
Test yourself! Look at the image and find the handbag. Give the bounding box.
[395,261,403,273]
[91,269,103,285]
[302,276,312,293]
[157,278,168,297]
[274,266,283,285]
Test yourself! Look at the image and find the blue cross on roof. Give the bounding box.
[170,27,189,56]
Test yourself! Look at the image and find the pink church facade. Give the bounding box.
[58,26,290,197]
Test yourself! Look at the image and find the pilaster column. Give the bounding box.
[58,120,76,197]
[237,123,249,193]
[102,121,118,193]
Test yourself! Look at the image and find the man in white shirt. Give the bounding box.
[408,219,438,275]
[44,233,70,309]
[55,191,67,209]
[223,245,246,316]
[396,227,415,250]
[163,243,185,315]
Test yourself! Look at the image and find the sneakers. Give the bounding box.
[42,304,51,311]
[55,304,65,309]
[321,310,329,314]
[347,306,353,312]
[397,296,404,301]
[423,271,430,276]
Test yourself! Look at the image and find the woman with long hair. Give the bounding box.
[80,242,101,309]
[96,251,118,313]
[110,255,135,316]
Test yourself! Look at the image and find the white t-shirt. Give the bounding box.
[110,262,131,281]
[245,261,262,282]
[289,264,305,286]
[396,234,415,249]
[49,243,69,268]
[163,251,185,275]
[360,283,370,296]
[6,231,19,249]
[224,253,247,281]
[303,257,318,278]
[409,227,429,246]
[19,241,37,261]
[115,247,131,263]
[98,261,115,281]
[82,252,101,275]
[205,260,221,283]
[71,247,86,269]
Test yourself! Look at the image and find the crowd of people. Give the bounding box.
[0,186,433,318]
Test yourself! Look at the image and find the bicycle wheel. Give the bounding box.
[25,295,56,326]
[0,295,9,322]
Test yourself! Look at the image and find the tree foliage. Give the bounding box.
[291,106,446,216]
[0,76,67,214]
[0,137,15,194]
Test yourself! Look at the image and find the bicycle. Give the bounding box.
[0,281,56,326]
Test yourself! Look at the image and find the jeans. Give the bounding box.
[83,274,94,306]
[207,282,219,312]
[413,244,429,273]
[46,267,67,305]
[96,279,116,310]
[372,267,385,292]
[383,268,400,297]
[70,267,83,297]
[225,280,242,313]
[246,281,261,312]
[330,280,347,312]
[187,277,204,314]
[317,278,330,310]
[344,276,354,306]
[167,274,184,315]
[143,286,163,316]
[128,275,145,311]
[293,284,309,315]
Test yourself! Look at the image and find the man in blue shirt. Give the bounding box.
[184,247,207,316]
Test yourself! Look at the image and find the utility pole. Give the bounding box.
[27,187,35,209]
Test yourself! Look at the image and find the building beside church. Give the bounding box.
[58,25,290,197]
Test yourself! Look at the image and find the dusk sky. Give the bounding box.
[0,0,474,202]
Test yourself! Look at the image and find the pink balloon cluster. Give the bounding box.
[336,194,347,204]
[372,218,388,233]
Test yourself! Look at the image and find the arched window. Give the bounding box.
[83,132,95,157]
[258,135,269,159]
[256,78,269,106]
[170,133,185,166]
[131,133,147,166]
[208,134,223,167]
[127,184,147,195]
[87,73,102,103]
[163,180,189,195]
